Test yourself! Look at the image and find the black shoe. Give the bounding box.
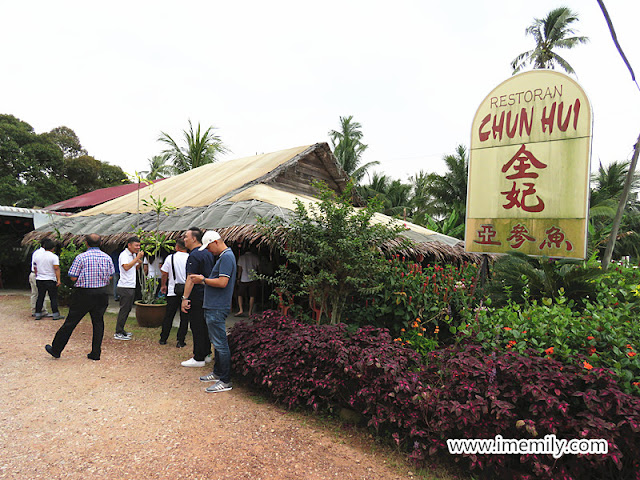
[45,344,60,358]
[87,353,100,361]
[159,339,167,345]
[176,341,187,348]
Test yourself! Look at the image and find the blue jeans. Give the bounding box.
[204,308,231,383]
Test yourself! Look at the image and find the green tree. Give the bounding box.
[360,173,412,217]
[0,114,76,207]
[511,7,588,75]
[158,120,228,174]
[142,154,174,180]
[46,126,87,159]
[259,182,404,324]
[421,209,465,239]
[588,161,640,259]
[64,155,129,195]
[416,145,469,222]
[98,162,130,187]
[328,115,378,183]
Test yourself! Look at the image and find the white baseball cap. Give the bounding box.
[199,230,221,251]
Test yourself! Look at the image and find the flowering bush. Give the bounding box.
[229,311,640,479]
[345,256,479,339]
[395,317,440,356]
[460,287,640,394]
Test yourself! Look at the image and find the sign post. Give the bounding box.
[465,71,592,259]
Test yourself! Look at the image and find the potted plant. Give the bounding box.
[134,193,176,327]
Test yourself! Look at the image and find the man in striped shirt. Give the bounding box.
[45,233,115,360]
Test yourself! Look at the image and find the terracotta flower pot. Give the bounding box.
[134,301,167,328]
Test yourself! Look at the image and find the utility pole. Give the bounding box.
[602,133,640,269]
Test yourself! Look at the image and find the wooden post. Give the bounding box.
[602,132,640,269]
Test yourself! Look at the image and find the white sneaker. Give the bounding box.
[114,333,132,341]
[181,358,206,367]
[205,354,212,364]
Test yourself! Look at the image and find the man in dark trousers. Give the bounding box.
[159,238,190,347]
[114,236,144,340]
[45,234,115,360]
[33,238,64,320]
[180,227,214,367]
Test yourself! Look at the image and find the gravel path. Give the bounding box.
[0,294,416,480]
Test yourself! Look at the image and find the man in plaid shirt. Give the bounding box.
[46,233,115,360]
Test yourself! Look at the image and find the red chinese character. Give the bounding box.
[502,144,548,179]
[474,224,501,245]
[501,182,545,212]
[506,224,536,248]
[539,226,573,251]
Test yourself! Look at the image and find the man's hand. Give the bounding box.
[189,274,205,285]
[181,298,191,313]
[160,285,167,294]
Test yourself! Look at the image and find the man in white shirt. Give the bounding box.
[114,236,144,340]
[30,244,50,316]
[159,238,190,347]
[33,239,63,320]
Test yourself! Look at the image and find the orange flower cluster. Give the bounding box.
[583,361,593,370]
[545,346,554,355]
[506,340,517,349]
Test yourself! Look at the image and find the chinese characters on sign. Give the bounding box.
[474,225,501,246]
[465,71,591,259]
[501,144,546,213]
[474,223,573,252]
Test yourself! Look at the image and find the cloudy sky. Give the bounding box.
[1,0,638,181]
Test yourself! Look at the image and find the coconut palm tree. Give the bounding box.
[158,120,229,174]
[588,160,640,258]
[404,146,468,236]
[328,116,379,183]
[360,172,412,217]
[511,7,588,75]
[418,144,469,221]
[142,154,174,180]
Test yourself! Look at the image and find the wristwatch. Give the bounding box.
[181,296,188,300]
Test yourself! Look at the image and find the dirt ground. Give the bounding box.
[0,294,423,480]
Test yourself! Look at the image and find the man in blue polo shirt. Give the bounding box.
[188,230,236,393]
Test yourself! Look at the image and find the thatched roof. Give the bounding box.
[22,143,477,263]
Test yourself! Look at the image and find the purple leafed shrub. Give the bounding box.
[229,311,640,480]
